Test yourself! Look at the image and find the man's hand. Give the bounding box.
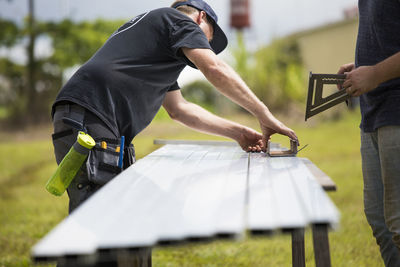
[342,66,380,97]
[338,51,400,97]
[259,115,298,151]
[236,119,298,153]
[337,63,355,75]
[337,63,355,88]
[237,127,264,152]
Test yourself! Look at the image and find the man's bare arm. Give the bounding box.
[183,48,267,119]
[375,51,400,84]
[163,90,264,152]
[182,47,298,145]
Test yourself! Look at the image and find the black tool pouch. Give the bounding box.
[86,138,122,186]
[86,139,136,185]
[123,144,136,168]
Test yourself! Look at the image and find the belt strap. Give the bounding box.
[54,103,86,131]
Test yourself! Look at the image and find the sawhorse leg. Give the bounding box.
[312,224,331,267]
[57,248,152,267]
[117,248,152,267]
[292,228,305,267]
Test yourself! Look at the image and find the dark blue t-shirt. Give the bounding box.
[52,8,212,143]
[356,0,400,132]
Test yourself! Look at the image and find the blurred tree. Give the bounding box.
[0,17,25,123]
[231,36,307,114]
[0,15,124,126]
[0,18,20,46]
[253,38,306,110]
[26,0,38,123]
[182,80,217,112]
[231,32,249,83]
[0,58,24,116]
[181,80,237,115]
[43,19,123,70]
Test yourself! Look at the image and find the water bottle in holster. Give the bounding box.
[46,131,95,196]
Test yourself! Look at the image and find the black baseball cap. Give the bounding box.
[172,0,228,54]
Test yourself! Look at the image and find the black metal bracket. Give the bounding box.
[267,139,298,157]
[305,72,349,121]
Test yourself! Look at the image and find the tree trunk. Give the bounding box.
[26,0,37,123]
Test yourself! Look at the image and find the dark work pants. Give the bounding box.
[361,127,400,266]
[53,103,117,213]
[52,102,151,267]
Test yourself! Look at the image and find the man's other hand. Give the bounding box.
[337,63,355,90]
[237,128,264,152]
[259,115,298,152]
[343,66,380,97]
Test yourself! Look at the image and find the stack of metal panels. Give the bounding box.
[32,143,339,261]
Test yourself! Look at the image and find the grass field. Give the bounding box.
[0,110,385,267]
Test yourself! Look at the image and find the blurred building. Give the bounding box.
[291,7,359,74]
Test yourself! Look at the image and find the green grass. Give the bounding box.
[0,111,384,266]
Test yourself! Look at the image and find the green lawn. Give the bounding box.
[0,111,384,266]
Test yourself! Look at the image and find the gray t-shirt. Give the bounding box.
[356,0,400,132]
[52,8,212,143]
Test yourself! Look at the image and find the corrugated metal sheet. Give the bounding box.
[32,143,339,260]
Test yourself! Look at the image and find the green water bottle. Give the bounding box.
[46,131,95,196]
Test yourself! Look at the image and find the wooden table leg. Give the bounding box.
[312,224,331,267]
[292,228,305,267]
[117,248,152,267]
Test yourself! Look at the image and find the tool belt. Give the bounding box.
[53,102,135,186]
[87,137,135,185]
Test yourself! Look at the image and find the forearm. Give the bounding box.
[374,51,400,84]
[343,51,400,96]
[183,48,270,121]
[201,59,270,120]
[170,101,245,141]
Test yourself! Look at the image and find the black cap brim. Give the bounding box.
[210,23,228,55]
[186,23,227,69]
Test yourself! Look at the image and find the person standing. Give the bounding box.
[338,0,400,265]
[52,0,298,265]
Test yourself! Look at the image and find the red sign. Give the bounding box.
[230,0,250,29]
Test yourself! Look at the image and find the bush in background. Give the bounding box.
[231,32,307,115]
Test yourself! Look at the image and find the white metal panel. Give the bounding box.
[33,153,166,257]
[247,153,339,232]
[32,143,339,260]
[247,154,309,231]
[33,144,248,258]
[287,157,339,226]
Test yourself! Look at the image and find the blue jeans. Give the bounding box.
[361,126,400,267]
